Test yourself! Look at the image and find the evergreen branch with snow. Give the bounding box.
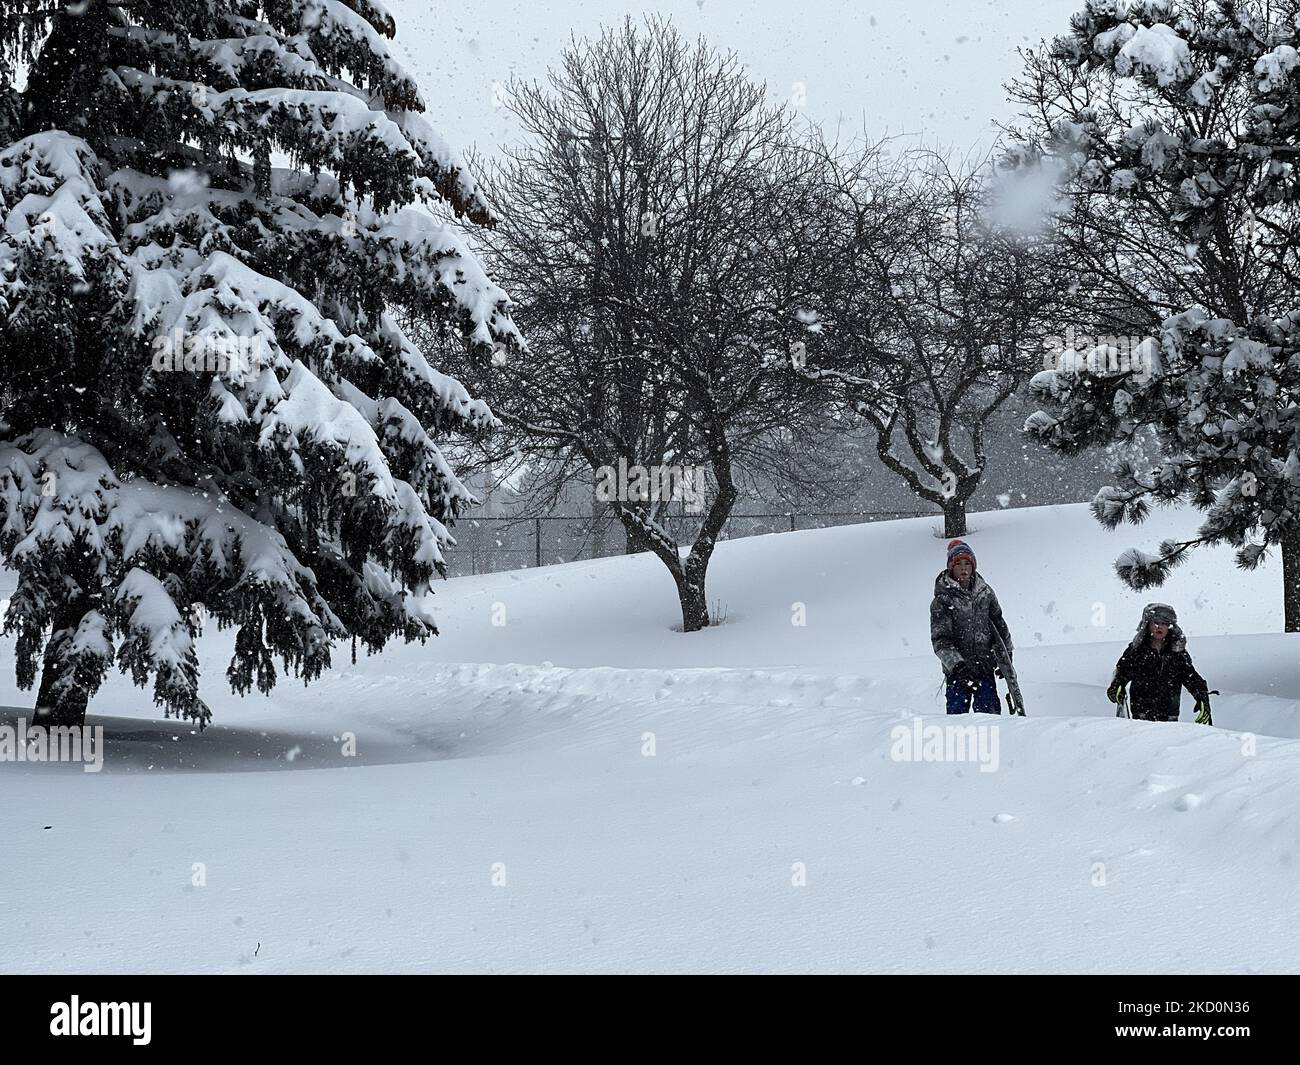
[0,1,519,725]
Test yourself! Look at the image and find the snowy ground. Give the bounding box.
[2,502,1299,973]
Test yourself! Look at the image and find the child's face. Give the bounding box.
[1148,620,1169,640]
[951,557,974,583]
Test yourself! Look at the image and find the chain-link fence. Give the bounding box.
[443,509,927,576]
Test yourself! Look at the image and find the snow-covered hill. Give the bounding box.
[2,502,1298,972]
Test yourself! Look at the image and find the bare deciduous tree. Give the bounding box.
[431,18,834,630]
[802,149,1067,537]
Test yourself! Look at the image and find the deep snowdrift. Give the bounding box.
[2,502,1298,973]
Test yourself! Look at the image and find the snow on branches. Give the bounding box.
[1010,1,1300,619]
[0,1,521,723]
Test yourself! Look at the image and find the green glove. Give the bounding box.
[1106,680,1124,704]
[1194,693,1213,726]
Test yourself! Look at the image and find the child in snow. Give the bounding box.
[930,539,1015,715]
[1107,603,1213,724]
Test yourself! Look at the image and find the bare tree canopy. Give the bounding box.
[426,17,837,630]
[797,147,1069,537]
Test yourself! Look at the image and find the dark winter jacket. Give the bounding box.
[930,571,1013,680]
[1111,620,1208,722]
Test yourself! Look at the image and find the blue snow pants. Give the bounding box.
[946,674,1000,715]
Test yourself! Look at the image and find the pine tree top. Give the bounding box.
[0,1,522,724]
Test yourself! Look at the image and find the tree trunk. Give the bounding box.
[943,498,967,538]
[32,656,90,729]
[31,607,91,729]
[590,487,607,560]
[1283,528,1300,633]
[674,574,710,632]
[623,524,643,555]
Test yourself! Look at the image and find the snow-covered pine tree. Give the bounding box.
[0,0,519,726]
[1010,0,1300,630]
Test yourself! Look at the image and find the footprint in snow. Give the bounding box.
[1174,793,1202,812]
[992,813,1015,823]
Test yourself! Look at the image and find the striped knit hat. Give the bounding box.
[947,539,976,573]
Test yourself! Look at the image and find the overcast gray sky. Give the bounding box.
[387,0,1081,158]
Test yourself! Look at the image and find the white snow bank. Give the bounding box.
[1,501,1298,972]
